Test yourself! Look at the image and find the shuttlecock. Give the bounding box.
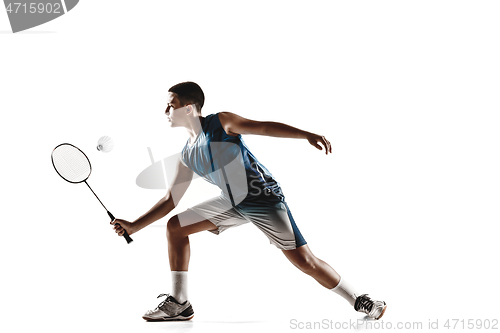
[97,136,114,152]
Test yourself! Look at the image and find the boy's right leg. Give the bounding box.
[143,210,217,322]
[166,210,218,271]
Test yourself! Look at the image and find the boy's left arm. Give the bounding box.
[218,112,332,154]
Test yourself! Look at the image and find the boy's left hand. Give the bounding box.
[306,133,332,154]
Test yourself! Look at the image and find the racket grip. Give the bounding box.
[108,211,134,244]
[123,230,134,244]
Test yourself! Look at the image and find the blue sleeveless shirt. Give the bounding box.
[181,113,284,206]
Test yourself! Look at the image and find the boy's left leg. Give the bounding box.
[282,244,387,320]
[235,199,387,319]
[282,244,340,289]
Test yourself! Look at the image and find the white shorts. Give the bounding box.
[186,195,307,250]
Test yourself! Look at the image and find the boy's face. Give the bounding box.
[165,93,188,127]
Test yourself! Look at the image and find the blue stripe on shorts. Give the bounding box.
[283,201,307,248]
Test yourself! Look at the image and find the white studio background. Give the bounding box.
[1,1,499,333]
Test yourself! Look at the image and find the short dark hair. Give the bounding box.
[168,82,205,112]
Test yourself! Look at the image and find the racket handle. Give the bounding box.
[108,211,134,244]
[123,230,134,244]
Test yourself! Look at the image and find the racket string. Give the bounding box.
[52,145,91,183]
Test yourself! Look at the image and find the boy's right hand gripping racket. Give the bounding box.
[51,143,133,244]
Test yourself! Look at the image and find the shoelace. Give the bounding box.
[155,293,172,310]
[354,294,373,314]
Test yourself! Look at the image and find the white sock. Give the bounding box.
[330,277,359,306]
[171,271,188,304]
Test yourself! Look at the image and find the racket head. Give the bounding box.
[51,143,92,183]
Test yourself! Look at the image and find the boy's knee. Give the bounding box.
[166,215,182,238]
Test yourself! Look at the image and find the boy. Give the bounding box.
[112,82,386,321]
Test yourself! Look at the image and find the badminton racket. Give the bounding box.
[51,143,133,244]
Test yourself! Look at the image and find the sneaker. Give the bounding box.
[354,294,387,320]
[142,294,194,321]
